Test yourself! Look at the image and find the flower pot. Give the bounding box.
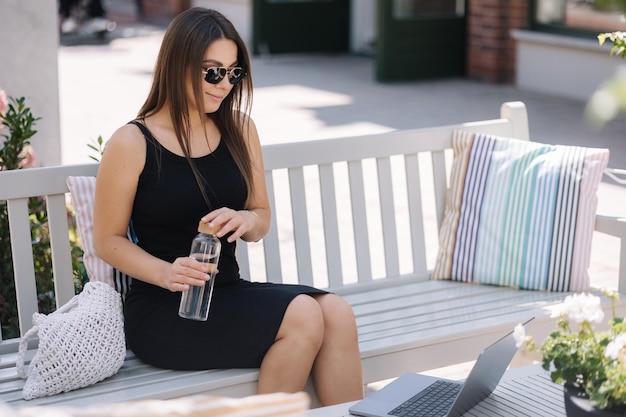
[563,385,625,417]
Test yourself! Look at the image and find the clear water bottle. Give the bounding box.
[178,221,221,321]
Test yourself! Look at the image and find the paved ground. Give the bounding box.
[57,6,626,383]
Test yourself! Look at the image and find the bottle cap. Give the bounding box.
[198,221,219,235]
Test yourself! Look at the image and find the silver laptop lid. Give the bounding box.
[446,317,535,417]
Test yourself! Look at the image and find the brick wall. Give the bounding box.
[467,0,530,83]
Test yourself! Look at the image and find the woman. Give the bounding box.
[93,7,363,406]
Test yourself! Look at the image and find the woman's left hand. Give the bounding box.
[201,208,257,242]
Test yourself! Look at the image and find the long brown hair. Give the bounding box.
[137,7,254,205]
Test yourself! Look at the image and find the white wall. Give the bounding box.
[0,0,62,166]
[193,0,253,50]
[512,29,625,102]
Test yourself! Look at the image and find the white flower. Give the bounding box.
[562,293,605,324]
[605,333,626,361]
[550,304,567,319]
[513,323,527,348]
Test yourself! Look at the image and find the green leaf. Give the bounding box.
[87,135,105,162]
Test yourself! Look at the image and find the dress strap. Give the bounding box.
[128,120,155,141]
[128,120,163,156]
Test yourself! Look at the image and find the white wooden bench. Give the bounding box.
[1,101,625,409]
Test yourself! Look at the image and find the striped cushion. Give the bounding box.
[67,176,133,298]
[66,176,113,287]
[432,131,609,291]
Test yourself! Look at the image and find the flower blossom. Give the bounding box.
[513,323,528,348]
[602,288,619,301]
[0,88,7,116]
[18,145,37,168]
[560,293,605,324]
[0,88,7,132]
[606,333,626,361]
[550,304,568,319]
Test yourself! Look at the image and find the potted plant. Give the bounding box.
[515,290,626,415]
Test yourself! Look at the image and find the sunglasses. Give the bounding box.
[202,67,246,85]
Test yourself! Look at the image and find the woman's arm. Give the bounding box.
[240,115,271,242]
[93,124,210,292]
[202,116,271,243]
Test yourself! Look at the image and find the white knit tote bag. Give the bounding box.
[16,281,125,400]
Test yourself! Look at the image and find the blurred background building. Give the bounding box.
[1,0,625,165]
[186,0,625,101]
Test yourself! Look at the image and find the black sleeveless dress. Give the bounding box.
[123,122,327,370]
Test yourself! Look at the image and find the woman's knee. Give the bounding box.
[278,294,324,347]
[316,294,358,334]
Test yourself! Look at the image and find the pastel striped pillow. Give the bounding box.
[66,176,114,287]
[67,176,135,299]
[432,131,609,292]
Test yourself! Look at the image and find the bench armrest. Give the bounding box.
[595,214,626,293]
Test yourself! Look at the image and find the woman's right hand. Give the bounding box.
[164,257,213,292]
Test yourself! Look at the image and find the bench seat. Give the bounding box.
[4,280,624,408]
[348,280,621,382]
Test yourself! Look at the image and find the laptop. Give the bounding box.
[349,317,534,417]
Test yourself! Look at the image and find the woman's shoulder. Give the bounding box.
[234,110,255,126]
[107,122,148,150]
[100,121,148,167]
[233,111,259,142]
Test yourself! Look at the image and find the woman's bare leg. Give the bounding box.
[312,294,364,406]
[257,294,324,394]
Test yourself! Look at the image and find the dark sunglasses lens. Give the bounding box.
[229,68,245,85]
[204,68,226,84]
[204,67,245,85]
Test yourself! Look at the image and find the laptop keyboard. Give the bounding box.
[388,380,461,417]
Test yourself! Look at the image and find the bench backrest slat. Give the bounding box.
[319,163,343,288]
[431,151,448,228]
[261,170,282,283]
[348,160,373,283]
[47,193,76,308]
[377,156,400,279]
[405,153,427,273]
[7,198,39,336]
[289,166,315,287]
[235,238,249,282]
